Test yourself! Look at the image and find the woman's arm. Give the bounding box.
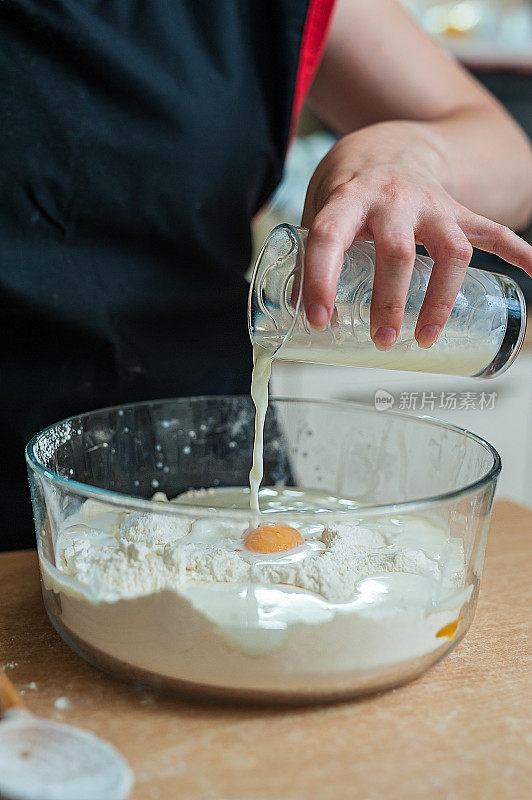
[303,0,532,348]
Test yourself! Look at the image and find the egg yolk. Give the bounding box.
[243,524,304,553]
[436,615,463,640]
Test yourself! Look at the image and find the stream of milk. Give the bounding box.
[249,343,274,517]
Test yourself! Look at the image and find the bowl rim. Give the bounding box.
[25,394,501,518]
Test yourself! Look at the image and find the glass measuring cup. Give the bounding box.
[248,224,526,377]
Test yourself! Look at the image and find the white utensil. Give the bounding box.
[0,669,133,800]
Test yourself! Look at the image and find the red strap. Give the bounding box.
[289,0,336,139]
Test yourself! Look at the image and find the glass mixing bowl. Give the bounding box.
[26,396,500,704]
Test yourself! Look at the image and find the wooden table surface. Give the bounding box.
[1,500,531,800]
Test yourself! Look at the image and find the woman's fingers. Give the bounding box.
[459,213,532,276]
[370,212,416,350]
[302,178,531,344]
[415,218,473,347]
[302,184,365,329]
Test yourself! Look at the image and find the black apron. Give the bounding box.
[0,0,311,547]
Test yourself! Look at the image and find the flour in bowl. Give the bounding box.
[40,488,471,698]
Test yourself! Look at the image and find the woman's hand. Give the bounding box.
[302,122,532,349]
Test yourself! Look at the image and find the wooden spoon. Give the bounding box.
[0,669,133,800]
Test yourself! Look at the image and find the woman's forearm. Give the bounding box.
[310,0,532,233]
[412,105,532,231]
